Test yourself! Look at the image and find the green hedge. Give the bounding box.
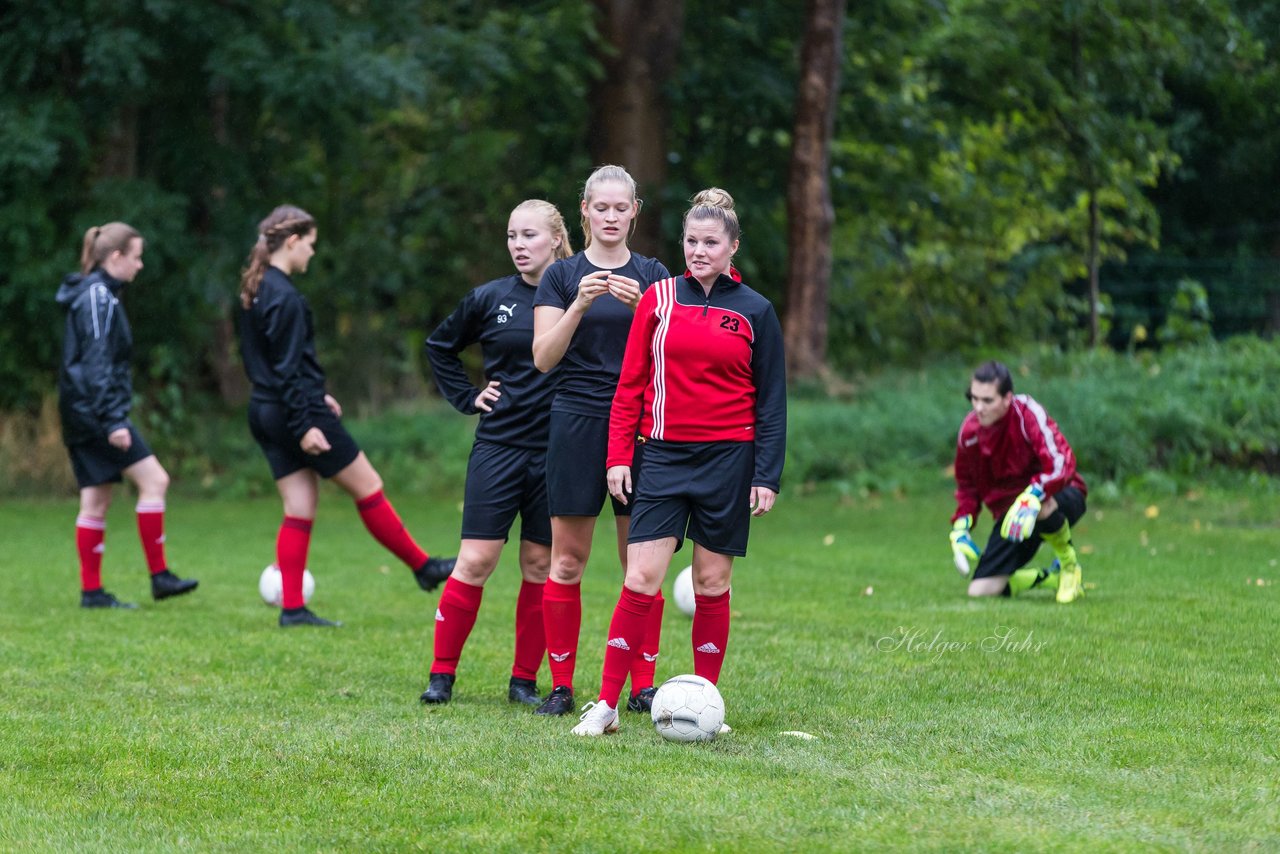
[6,338,1278,500]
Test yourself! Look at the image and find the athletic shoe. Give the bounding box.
[570,701,619,736]
[413,556,456,592]
[1056,558,1083,604]
[279,607,342,627]
[80,588,137,609]
[533,685,574,716]
[420,672,455,705]
[508,677,541,706]
[627,686,656,713]
[150,569,199,601]
[717,723,733,735]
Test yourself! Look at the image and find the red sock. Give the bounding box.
[76,515,106,591]
[135,500,167,575]
[356,490,429,569]
[277,516,313,610]
[692,590,731,684]
[431,576,484,676]
[599,586,655,708]
[542,578,581,690]
[628,591,665,694]
[512,580,546,681]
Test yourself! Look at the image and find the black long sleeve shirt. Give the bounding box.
[238,266,331,440]
[426,274,558,449]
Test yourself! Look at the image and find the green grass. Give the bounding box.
[0,485,1276,852]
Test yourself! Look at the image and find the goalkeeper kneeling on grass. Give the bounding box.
[948,360,1087,603]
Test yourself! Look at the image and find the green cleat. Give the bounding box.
[1056,558,1083,604]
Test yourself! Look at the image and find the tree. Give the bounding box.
[587,0,686,258]
[783,0,846,380]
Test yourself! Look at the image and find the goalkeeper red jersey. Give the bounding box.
[952,394,1087,523]
[607,273,786,493]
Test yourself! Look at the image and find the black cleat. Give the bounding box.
[151,569,199,601]
[533,685,575,716]
[627,686,657,713]
[80,588,137,609]
[508,677,541,706]
[279,607,342,628]
[413,556,457,592]
[420,672,455,705]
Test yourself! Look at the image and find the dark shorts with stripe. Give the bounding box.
[627,439,755,557]
[248,400,361,480]
[461,440,552,545]
[974,486,1087,579]
[545,411,632,517]
[66,426,155,489]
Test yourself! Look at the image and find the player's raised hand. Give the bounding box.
[573,270,611,312]
[1000,485,1044,542]
[949,515,980,575]
[605,273,641,309]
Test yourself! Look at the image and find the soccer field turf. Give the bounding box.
[0,488,1275,851]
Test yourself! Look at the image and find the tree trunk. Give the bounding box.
[588,0,685,259]
[1088,186,1101,348]
[783,0,846,380]
[99,104,139,180]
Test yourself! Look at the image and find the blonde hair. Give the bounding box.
[80,222,142,275]
[512,199,573,261]
[683,187,740,242]
[580,165,639,248]
[238,205,316,309]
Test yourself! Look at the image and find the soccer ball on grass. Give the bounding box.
[651,674,725,742]
[258,564,315,607]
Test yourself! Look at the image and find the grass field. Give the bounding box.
[0,485,1276,851]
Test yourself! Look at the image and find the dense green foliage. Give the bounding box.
[1,490,1276,849]
[2,1,1278,425]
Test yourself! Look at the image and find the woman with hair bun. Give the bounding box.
[418,199,573,706]
[572,188,787,737]
[238,204,455,627]
[530,165,671,716]
[58,222,199,609]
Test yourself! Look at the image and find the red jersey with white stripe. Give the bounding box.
[607,274,787,492]
[952,394,1087,523]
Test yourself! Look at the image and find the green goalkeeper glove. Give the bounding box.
[1000,484,1044,542]
[949,515,980,576]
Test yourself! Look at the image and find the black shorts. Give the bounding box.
[974,486,1087,579]
[627,439,754,557]
[461,440,552,545]
[545,411,632,517]
[66,427,155,489]
[248,400,361,480]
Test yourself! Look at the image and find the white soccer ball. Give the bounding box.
[258,564,315,607]
[672,565,695,617]
[651,674,726,742]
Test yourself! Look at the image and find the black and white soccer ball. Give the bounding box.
[651,674,725,742]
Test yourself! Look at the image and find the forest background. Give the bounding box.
[2,0,1278,494]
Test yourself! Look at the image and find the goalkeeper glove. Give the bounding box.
[1000,484,1045,542]
[949,515,981,576]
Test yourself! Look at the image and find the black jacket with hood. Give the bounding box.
[57,269,134,446]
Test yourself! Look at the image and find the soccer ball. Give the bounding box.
[651,674,725,742]
[672,565,695,617]
[258,564,315,607]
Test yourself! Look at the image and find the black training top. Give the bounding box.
[426,274,559,450]
[238,266,331,440]
[532,251,669,418]
[56,269,135,446]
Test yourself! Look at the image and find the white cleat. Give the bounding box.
[570,701,619,736]
[717,723,732,735]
